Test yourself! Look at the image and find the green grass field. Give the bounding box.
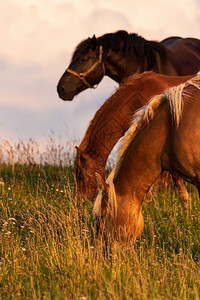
[0,141,199,299]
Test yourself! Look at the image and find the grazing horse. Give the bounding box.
[74,72,193,203]
[93,74,200,241]
[57,30,200,100]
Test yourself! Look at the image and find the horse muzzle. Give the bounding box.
[57,84,75,101]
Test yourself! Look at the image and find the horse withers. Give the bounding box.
[93,74,200,241]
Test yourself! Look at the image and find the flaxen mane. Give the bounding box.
[165,73,200,126]
[115,72,200,172]
[94,73,200,220]
[93,170,117,220]
[115,94,164,165]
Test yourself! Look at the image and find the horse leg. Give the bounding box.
[171,172,191,208]
[196,186,200,199]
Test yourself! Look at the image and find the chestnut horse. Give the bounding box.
[57,30,200,100]
[74,72,193,202]
[93,74,200,241]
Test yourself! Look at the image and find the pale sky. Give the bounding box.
[1,0,200,144]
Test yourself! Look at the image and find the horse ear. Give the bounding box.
[75,146,83,168]
[75,146,82,157]
[95,172,109,192]
[90,34,98,51]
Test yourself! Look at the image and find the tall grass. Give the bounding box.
[0,139,199,299]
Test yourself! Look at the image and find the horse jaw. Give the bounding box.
[57,71,89,101]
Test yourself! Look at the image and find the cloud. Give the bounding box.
[97,0,200,38]
[0,58,57,110]
[1,0,75,64]
[2,0,200,63]
[84,9,132,36]
[1,0,200,143]
[0,75,116,140]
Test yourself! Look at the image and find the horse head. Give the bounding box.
[93,172,144,241]
[74,146,106,201]
[57,35,105,101]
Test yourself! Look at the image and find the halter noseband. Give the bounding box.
[66,45,105,89]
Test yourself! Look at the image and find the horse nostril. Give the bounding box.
[57,85,65,95]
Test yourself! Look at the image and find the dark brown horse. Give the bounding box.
[93,74,200,241]
[74,72,194,203]
[57,30,200,100]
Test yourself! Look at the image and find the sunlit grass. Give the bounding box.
[0,140,199,299]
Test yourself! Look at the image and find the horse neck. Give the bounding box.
[78,137,108,167]
[78,77,151,169]
[102,48,139,83]
[114,101,170,204]
[100,37,168,83]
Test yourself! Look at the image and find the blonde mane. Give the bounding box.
[94,73,200,221]
[116,94,164,164]
[97,94,160,218]
[93,170,117,220]
[115,72,200,171]
[165,72,200,126]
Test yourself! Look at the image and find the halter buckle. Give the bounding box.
[79,73,85,79]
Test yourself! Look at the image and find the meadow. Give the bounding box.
[0,139,199,299]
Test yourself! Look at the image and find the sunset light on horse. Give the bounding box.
[1,0,200,298]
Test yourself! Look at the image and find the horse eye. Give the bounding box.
[81,58,87,63]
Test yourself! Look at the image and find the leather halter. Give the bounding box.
[66,45,105,89]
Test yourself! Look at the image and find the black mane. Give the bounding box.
[72,30,167,70]
[98,30,167,70]
[72,38,95,60]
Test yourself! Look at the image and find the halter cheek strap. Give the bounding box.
[66,45,105,89]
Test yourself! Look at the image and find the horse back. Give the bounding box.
[165,38,200,75]
[161,36,183,48]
